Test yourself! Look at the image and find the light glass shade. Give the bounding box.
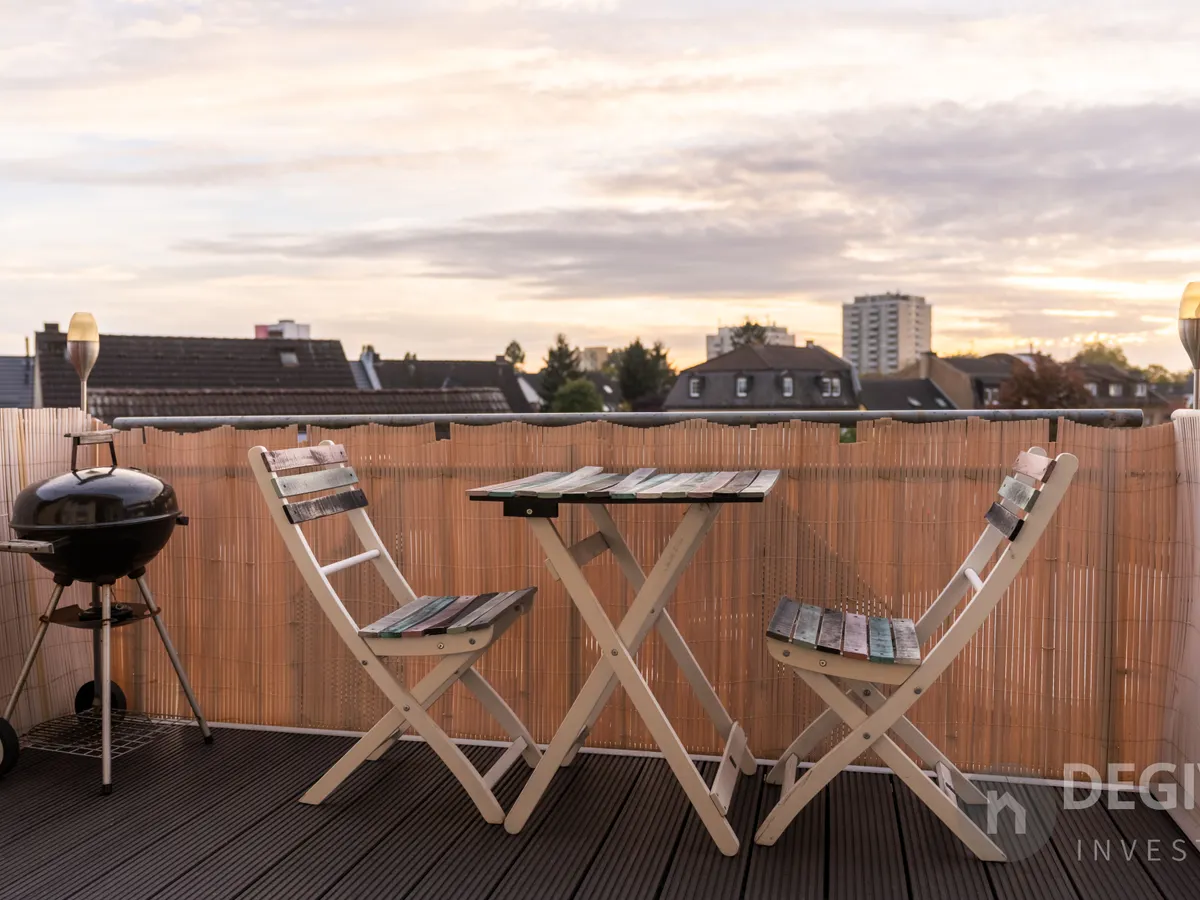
[1181,282,1200,320]
[66,311,100,343]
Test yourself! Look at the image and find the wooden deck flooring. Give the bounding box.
[0,725,1196,900]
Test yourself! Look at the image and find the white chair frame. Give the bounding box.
[756,447,1078,860]
[248,440,541,823]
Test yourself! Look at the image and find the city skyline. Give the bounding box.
[2,1,1198,370]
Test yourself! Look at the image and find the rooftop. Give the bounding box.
[9,727,1195,900]
[87,387,510,421]
[35,326,356,409]
[859,377,956,410]
[0,356,34,408]
[684,343,851,374]
[372,357,533,413]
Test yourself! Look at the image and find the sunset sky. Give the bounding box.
[2,1,1198,369]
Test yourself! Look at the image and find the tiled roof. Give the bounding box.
[87,387,511,422]
[942,354,1021,377]
[35,326,357,409]
[373,358,533,413]
[686,343,851,374]
[0,356,34,408]
[520,371,623,410]
[858,378,957,410]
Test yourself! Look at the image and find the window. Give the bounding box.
[1085,382,1098,397]
[279,351,299,367]
[736,376,749,398]
[781,375,794,398]
[820,377,841,398]
[688,377,702,399]
[983,387,1000,406]
[1108,383,1123,398]
[1136,382,1149,398]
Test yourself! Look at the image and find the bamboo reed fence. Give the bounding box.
[0,410,1187,779]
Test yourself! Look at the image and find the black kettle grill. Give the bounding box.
[0,430,212,790]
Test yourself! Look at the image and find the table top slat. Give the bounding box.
[521,466,606,498]
[468,471,566,498]
[468,468,777,504]
[687,471,741,499]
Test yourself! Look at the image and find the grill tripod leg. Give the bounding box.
[133,576,212,743]
[100,586,112,795]
[1,584,66,722]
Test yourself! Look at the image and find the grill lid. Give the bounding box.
[11,466,180,531]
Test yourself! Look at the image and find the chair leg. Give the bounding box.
[763,699,854,785]
[460,668,542,767]
[302,652,475,804]
[847,680,989,805]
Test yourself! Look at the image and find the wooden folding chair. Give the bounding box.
[756,447,1078,860]
[248,440,541,823]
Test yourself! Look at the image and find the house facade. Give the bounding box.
[664,342,858,410]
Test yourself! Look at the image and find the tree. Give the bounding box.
[539,333,582,403]
[999,356,1093,409]
[1074,341,1129,368]
[730,317,768,348]
[1142,363,1189,384]
[550,377,604,412]
[503,340,525,371]
[403,351,418,361]
[607,338,676,411]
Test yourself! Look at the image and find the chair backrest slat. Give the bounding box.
[1012,450,1055,482]
[262,445,348,473]
[274,466,359,498]
[284,488,368,524]
[997,475,1039,512]
[984,502,1023,541]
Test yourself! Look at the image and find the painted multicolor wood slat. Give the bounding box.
[468,468,780,504]
[842,613,869,660]
[984,502,1023,541]
[261,444,348,473]
[1012,450,1055,482]
[997,475,1039,512]
[792,604,822,648]
[283,489,369,524]
[816,609,844,653]
[765,601,923,666]
[867,616,895,663]
[273,466,359,499]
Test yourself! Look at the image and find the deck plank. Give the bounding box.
[659,762,763,900]
[828,771,908,900]
[1105,790,1200,900]
[574,756,697,900]
[743,779,825,900]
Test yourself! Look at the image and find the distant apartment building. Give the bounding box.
[705,325,795,360]
[579,346,610,372]
[842,293,931,375]
[254,319,311,340]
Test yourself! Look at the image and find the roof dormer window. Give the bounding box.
[820,376,841,398]
[280,350,299,367]
[736,375,749,398]
[689,376,702,399]
[781,375,794,398]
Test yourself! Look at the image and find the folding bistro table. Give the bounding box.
[468,467,780,856]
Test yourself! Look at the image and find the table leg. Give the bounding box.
[507,505,741,856]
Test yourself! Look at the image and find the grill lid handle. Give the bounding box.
[66,430,118,472]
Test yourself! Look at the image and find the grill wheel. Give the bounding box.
[74,681,127,723]
[0,718,17,776]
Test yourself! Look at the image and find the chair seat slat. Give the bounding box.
[284,489,368,524]
[891,618,921,665]
[456,587,536,631]
[403,593,489,637]
[377,595,457,636]
[868,616,895,663]
[842,613,869,660]
[360,594,446,637]
[767,597,802,641]
[791,604,823,648]
[262,445,348,473]
[816,609,844,653]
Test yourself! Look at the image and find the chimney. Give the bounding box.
[44,323,59,334]
[919,351,935,380]
[805,339,814,348]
